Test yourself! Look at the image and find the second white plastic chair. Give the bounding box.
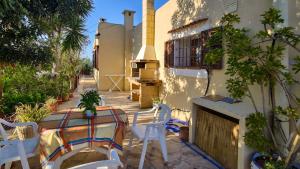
[129,104,172,169]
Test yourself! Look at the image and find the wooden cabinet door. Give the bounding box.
[195,107,239,169]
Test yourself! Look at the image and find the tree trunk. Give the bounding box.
[0,70,3,99]
[204,67,211,96]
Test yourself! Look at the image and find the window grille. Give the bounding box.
[164,28,223,69]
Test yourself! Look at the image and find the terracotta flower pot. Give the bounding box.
[179,126,189,142]
[69,92,74,98]
[57,97,63,104]
[48,103,58,112]
[63,94,70,102]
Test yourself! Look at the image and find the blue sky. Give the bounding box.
[83,0,169,58]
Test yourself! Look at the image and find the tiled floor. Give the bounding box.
[10,76,218,169]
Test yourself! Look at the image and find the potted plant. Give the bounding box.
[62,92,70,102]
[152,97,163,106]
[57,96,63,104]
[78,90,100,118]
[69,89,74,98]
[45,97,58,112]
[15,104,50,139]
[206,8,300,168]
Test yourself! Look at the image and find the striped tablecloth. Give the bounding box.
[38,106,128,167]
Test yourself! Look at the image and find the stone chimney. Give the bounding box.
[123,10,135,91]
[136,0,156,61]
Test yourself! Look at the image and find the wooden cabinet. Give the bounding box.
[195,106,239,169]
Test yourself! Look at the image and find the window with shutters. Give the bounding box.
[164,28,222,69]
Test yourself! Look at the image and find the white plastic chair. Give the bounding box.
[0,118,39,169]
[100,95,106,106]
[129,104,172,169]
[68,149,123,169]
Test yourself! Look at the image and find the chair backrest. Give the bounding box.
[68,160,122,169]
[0,119,31,169]
[0,119,13,141]
[99,95,105,106]
[153,104,172,125]
[68,149,123,169]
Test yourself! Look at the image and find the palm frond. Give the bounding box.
[62,17,87,52]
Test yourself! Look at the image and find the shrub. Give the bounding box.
[81,58,93,75]
[0,64,63,115]
[15,104,50,123]
[45,97,57,106]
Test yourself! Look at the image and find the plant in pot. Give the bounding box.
[56,72,70,102]
[207,8,300,168]
[45,97,58,112]
[152,97,163,106]
[78,90,100,118]
[15,104,50,139]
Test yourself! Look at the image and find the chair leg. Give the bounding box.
[138,138,149,169]
[4,162,12,169]
[159,137,168,162]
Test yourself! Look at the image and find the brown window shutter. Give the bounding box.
[169,41,174,67]
[164,42,169,67]
[165,41,174,68]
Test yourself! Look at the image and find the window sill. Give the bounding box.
[167,68,207,78]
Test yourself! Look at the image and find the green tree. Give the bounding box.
[0,0,53,65]
[207,8,300,166]
[39,0,93,70]
[0,0,93,67]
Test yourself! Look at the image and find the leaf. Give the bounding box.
[261,8,284,28]
[292,56,300,74]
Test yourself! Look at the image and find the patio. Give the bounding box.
[9,76,218,169]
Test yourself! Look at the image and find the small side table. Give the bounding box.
[105,74,125,92]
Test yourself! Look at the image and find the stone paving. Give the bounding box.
[10,75,218,169]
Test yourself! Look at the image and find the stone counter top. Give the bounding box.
[192,97,256,120]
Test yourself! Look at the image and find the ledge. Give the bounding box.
[168,18,209,33]
[192,97,255,120]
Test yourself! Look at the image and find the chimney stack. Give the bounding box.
[99,18,106,23]
[135,0,156,61]
[123,10,135,91]
[143,0,155,46]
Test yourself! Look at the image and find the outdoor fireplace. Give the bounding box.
[128,0,160,108]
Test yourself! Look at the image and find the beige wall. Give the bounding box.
[97,22,125,91]
[154,1,296,168]
[155,0,273,112]
[132,23,143,60]
[289,0,300,107]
